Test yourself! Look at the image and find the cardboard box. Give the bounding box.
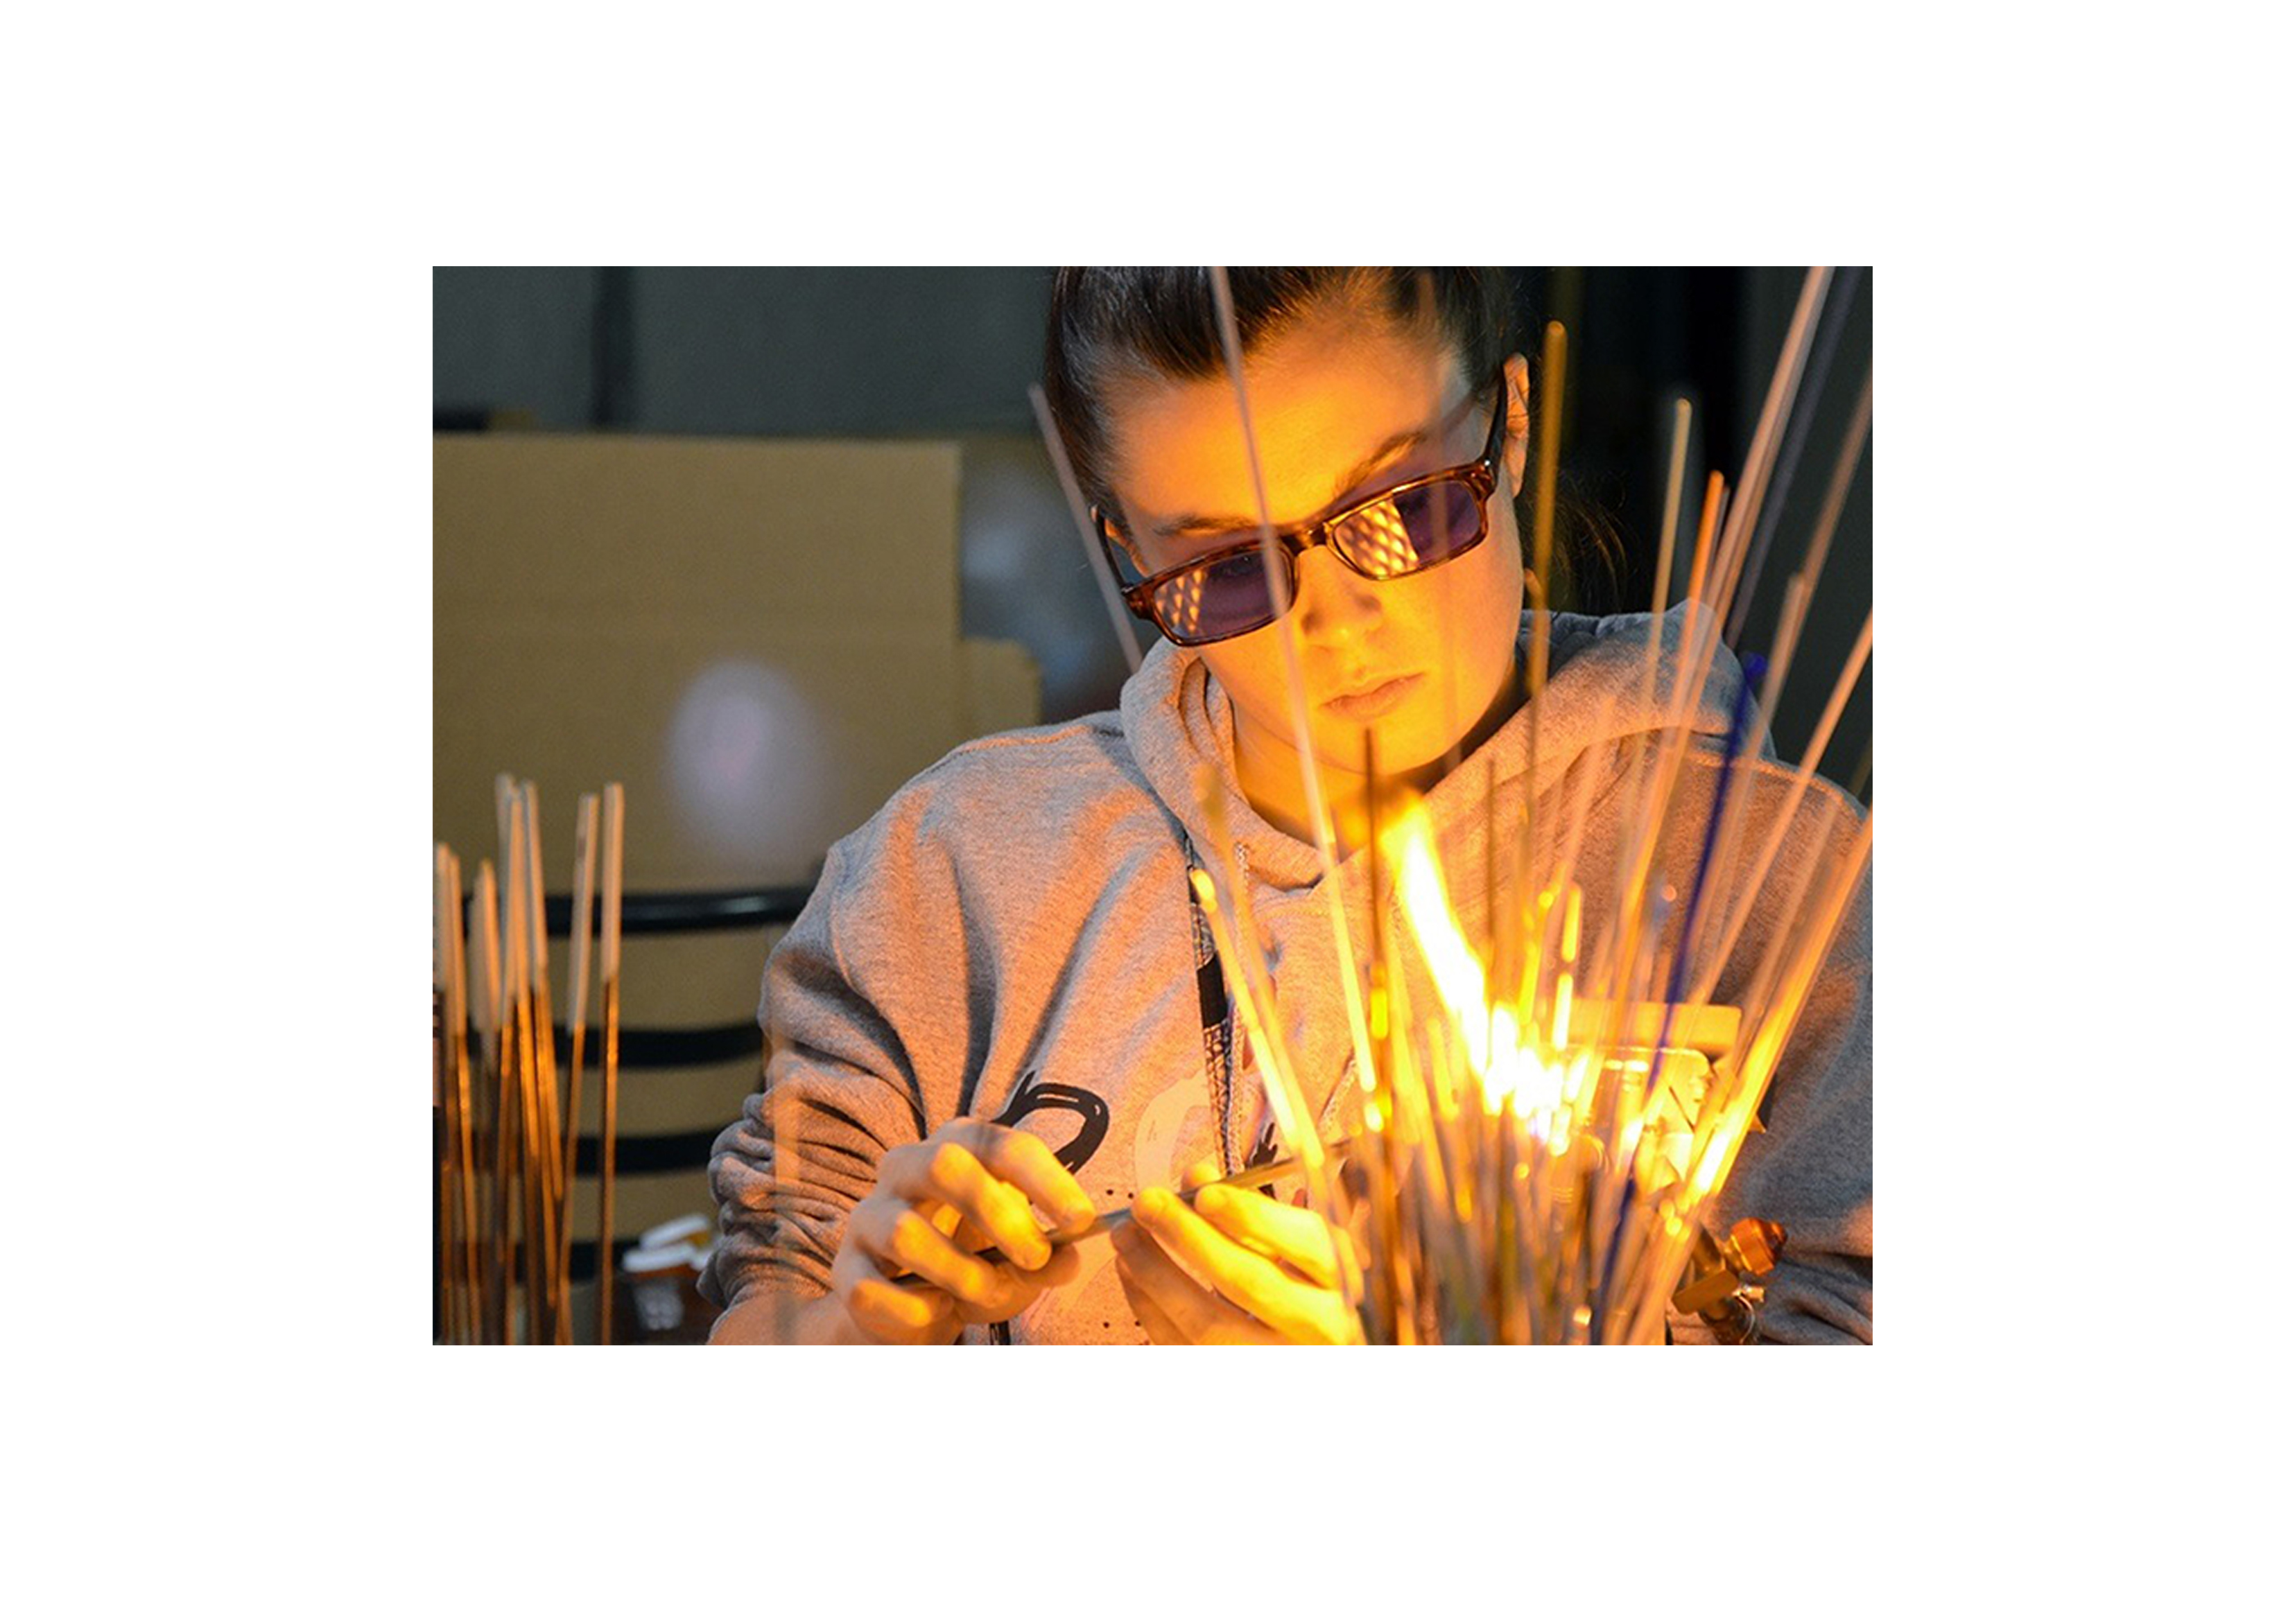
[435,433,1039,1251]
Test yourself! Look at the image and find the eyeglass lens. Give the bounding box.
[1333,480,1484,579]
[1153,547,1283,643]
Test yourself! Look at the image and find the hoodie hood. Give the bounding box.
[1120,602,1748,897]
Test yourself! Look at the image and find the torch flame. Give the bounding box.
[1390,810,1569,1120]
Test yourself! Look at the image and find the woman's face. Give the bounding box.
[1102,297,1529,780]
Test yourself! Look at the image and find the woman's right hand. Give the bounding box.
[830,1117,1098,1344]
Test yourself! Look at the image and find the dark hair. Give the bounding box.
[1043,267,1512,525]
[1042,265,1622,613]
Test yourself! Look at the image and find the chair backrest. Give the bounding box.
[547,883,812,1282]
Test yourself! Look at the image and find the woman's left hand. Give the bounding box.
[1113,1158,1360,1344]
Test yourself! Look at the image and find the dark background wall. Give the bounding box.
[435,266,1871,788]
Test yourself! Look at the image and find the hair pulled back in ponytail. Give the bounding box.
[1042,268,1511,521]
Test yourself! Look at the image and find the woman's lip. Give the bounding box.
[1323,672,1423,721]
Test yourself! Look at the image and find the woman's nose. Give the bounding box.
[1294,543,1384,646]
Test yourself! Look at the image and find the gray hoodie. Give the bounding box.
[701,606,1873,1343]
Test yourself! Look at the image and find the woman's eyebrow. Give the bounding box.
[1159,426,1431,539]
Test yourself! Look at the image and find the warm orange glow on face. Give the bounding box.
[1107,300,1525,780]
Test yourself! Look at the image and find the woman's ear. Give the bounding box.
[1502,353,1532,493]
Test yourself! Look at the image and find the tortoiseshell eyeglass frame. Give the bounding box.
[1092,383,1510,648]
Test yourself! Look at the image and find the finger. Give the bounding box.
[1120,1252,1276,1345]
[948,1120,1098,1233]
[1179,1157,1220,1193]
[881,1138,1053,1270]
[859,1201,1028,1307]
[850,1277,956,1343]
[1195,1183,1342,1290]
[1117,1255,1192,1345]
[947,1233,1084,1325]
[1111,1221,1215,1341]
[1028,1241,1083,1288]
[838,1251,957,1344]
[1112,1219,1272,1345]
[956,1235,1080,1308]
[1132,1187,1336,1342]
[874,1188,1087,1313]
[1116,1235,1208,1345]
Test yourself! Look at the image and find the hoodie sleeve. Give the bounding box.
[1692,783,1875,1345]
[697,810,970,1313]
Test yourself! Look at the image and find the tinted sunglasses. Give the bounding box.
[1095,386,1509,648]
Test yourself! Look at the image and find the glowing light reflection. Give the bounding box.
[664,660,834,871]
[1392,811,1567,1119]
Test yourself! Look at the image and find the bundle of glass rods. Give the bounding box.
[433,776,625,1344]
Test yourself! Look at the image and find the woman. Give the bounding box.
[700,268,1872,1344]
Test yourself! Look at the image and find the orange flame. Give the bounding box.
[1389,810,1570,1121]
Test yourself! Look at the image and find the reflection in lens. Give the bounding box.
[1342,497,1425,577]
[1159,564,1208,641]
[1340,481,1483,578]
[1159,550,1279,644]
